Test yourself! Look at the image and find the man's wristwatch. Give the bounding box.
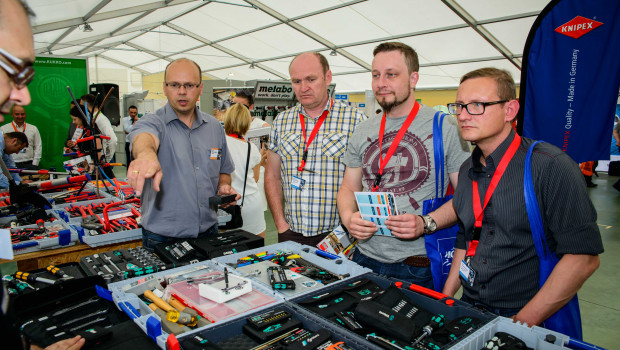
[419,215,438,234]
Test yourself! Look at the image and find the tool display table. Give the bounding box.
[1,239,142,271]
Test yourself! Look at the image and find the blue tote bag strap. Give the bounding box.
[524,141,582,340]
[433,111,446,198]
[524,141,551,260]
[424,111,458,292]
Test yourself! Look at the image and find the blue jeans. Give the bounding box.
[352,249,434,290]
[142,225,218,252]
[460,294,521,318]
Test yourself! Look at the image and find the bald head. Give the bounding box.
[164,58,202,82]
[289,52,330,75]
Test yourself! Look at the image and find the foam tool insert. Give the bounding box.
[198,268,253,303]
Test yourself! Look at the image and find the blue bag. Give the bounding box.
[423,111,459,292]
[524,141,582,340]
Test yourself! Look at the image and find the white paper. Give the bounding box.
[0,229,14,260]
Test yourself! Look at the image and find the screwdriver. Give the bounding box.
[14,271,57,285]
[412,314,445,346]
[46,264,71,279]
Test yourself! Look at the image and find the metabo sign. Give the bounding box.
[255,82,294,99]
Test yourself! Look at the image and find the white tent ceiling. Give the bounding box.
[28,0,546,92]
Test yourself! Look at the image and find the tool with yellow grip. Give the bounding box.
[45,264,71,279]
[14,271,56,285]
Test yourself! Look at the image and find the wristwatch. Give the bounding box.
[419,215,438,234]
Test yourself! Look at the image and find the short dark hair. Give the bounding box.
[373,42,419,74]
[164,58,202,81]
[4,131,28,147]
[235,89,254,106]
[128,105,138,111]
[80,94,96,107]
[460,68,516,101]
[290,52,330,75]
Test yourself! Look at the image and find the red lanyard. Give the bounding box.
[373,102,420,191]
[12,122,25,132]
[298,99,333,172]
[466,134,522,257]
[227,133,244,140]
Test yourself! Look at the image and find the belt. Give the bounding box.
[403,255,431,267]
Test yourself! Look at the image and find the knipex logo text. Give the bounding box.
[555,16,603,39]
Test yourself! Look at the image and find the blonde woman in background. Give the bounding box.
[223,104,266,237]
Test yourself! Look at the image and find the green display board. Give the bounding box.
[2,56,88,170]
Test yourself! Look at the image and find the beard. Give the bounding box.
[375,87,411,114]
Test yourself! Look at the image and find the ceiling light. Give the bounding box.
[330,50,337,56]
[82,23,93,32]
[249,63,256,69]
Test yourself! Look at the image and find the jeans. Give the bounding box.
[352,249,434,290]
[460,294,522,318]
[142,224,218,252]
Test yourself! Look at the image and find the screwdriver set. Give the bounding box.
[79,247,170,284]
[3,262,86,296]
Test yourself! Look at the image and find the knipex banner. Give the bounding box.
[518,0,620,163]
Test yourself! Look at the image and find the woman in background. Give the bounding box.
[64,105,102,173]
[223,104,266,237]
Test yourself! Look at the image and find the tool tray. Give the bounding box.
[68,199,142,247]
[154,229,263,265]
[108,261,282,349]
[292,273,497,349]
[11,275,130,348]
[10,218,77,255]
[213,241,371,300]
[174,302,378,350]
[79,247,168,285]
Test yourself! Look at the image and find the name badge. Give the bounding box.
[459,259,476,287]
[291,176,305,190]
[210,148,222,160]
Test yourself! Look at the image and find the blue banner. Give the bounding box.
[518,0,620,163]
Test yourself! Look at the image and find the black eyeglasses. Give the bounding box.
[447,100,508,115]
[0,48,35,89]
[165,82,201,91]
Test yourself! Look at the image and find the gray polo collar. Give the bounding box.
[163,103,209,128]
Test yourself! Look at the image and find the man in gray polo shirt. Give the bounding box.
[128,58,238,250]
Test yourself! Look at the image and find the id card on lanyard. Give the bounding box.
[461,134,521,287]
[292,99,333,190]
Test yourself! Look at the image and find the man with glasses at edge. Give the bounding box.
[0,1,86,349]
[442,68,602,327]
[128,58,239,251]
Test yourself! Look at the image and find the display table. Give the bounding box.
[1,240,142,271]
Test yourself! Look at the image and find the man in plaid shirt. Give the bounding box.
[265,52,367,246]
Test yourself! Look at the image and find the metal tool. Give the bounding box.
[221,280,248,293]
[412,314,445,346]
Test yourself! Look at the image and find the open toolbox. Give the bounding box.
[0,208,68,228]
[79,246,170,285]
[173,302,380,350]
[213,241,372,300]
[10,275,133,348]
[451,316,606,350]
[3,262,88,296]
[154,229,264,265]
[290,273,497,350]
[59,196,138,224]
[68,198,143,247]
[11,218,78,255]
[108,261,282,349]
[46,187,114,208]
